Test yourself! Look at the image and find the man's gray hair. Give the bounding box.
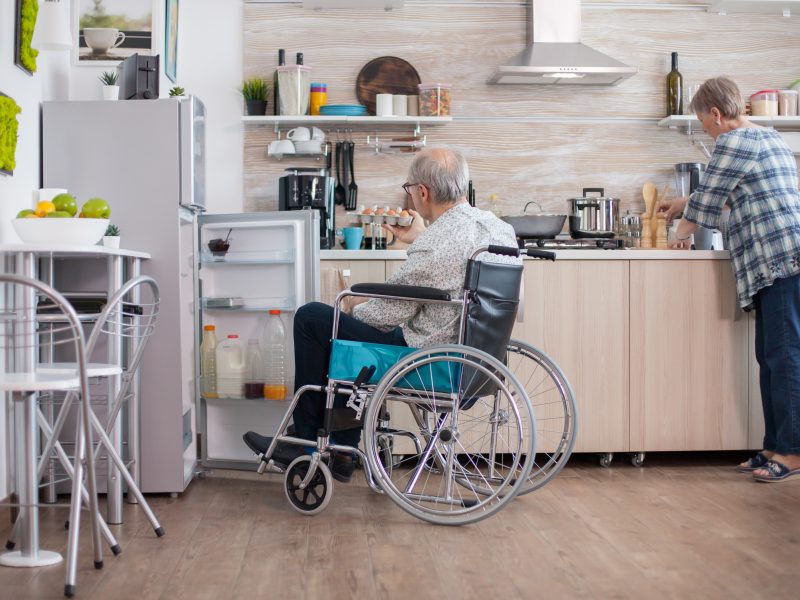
[689,76,745,120]
[408,148,469,205]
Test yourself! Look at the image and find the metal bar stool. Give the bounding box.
[0,274,103,597]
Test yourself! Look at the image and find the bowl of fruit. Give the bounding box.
[12,195,111,246]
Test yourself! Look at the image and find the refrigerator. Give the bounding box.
[42,98,320,492]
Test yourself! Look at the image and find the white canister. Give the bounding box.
[407,95,419,116]
[376,94,393,117]
[392,94,408,117]
[216,334,246,398]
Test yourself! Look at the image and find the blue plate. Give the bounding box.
[320,104,367,116]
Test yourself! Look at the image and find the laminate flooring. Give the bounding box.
[1,454,798,600]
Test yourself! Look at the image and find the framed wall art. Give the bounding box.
[164,0,178,83]
[0,92,23,176]
[15,0,39,76]
[72,0,157,66]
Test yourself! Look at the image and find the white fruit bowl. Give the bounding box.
[12,218,110,246]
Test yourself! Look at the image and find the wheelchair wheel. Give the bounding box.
[284,456,333,515]
[505,340,577,495]
[363,345,535,526]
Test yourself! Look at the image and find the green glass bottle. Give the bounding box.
[667,52,683,116]
[274,49,285,116]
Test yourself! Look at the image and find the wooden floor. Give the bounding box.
[1,454,798,600]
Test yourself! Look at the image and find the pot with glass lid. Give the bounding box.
[567,188,620,239]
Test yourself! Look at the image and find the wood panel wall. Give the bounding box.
[243,1,800,221]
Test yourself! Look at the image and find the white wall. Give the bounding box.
[0,0,45,501]
[69,0,244,214]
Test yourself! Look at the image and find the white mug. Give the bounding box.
[392,95,408,117]
[376,94,393,117]
[286,127,311,141]
[268,140,295,155]
[311,126,325,141]
[83,28,126,54]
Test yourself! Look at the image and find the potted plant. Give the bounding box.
[99,71,119,101]
[169,86,186,98]
[103,223,120,248]
[241,77,269,116]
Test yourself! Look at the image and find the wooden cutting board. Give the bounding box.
[356,56,421,116]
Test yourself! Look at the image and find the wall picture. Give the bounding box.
[15,0,39,76]
[0,93,22,176]
[74,0,155,65]
[165,0,179,83]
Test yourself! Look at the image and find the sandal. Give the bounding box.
[737,452,771,473]
[753,459,800,483]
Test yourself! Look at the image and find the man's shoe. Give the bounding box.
[242,431,305,468]
[330,452,356,483]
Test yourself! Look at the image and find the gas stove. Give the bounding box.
[518,237,625,250]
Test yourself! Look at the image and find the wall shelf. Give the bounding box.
[243,115,451,135]
[658,115,800,133]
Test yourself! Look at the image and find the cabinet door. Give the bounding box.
[630,261,749,451]
[748,313,765,449]
[519,260,630,453]
[385,260,404,280]
[320,260,386,306]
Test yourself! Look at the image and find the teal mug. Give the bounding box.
[343,227,363,250]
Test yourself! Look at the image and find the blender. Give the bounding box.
[673,162,717,250]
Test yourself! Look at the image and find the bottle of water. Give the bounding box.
[261,310,287,400]
[200,325,218,398]
[244,339,266,399]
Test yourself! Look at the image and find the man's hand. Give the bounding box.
[658,197,688,222]
[384,209,425,244]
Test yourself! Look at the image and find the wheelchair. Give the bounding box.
[253,245,577,525]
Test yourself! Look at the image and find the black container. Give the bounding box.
[245,99,267,116]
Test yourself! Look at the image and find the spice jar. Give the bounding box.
[418,83,452,116]
[309,83,327,116]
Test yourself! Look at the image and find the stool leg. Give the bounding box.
[80,385,104,569]
[64,414,85,596]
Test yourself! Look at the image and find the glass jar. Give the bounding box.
[750,90,779,117]
[418,83,452,116]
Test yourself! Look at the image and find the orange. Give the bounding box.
[35,201,56,217]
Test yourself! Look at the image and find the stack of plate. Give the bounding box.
[319,104,367,116]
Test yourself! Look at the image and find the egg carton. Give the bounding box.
[347,212,413,226]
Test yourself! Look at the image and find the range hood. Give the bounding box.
[489,0,637,86]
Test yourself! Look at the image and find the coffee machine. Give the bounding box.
[278,167,335,249]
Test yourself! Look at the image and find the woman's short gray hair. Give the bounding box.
[408,148,469,205]
[689,76,745,119]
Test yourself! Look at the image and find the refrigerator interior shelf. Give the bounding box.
[202,296,295,312]
[200,249,295,265]
[201,394,289,403]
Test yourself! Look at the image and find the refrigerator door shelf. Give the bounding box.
[200,249,295,265]
[201,296,295,312]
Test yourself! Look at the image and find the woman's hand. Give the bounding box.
[383,209,425,244]
[658,196,689,221]
[669,235,692,250]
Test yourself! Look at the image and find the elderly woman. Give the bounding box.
[663,77,800,482]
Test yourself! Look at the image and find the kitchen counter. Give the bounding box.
[320,249,731,260]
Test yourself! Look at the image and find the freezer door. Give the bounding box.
[180,96,206,210]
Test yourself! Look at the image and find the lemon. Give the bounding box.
[35,201,56,218]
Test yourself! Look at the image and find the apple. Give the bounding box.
[16,209,35,218]
[81,198,111,219]
[45,211,72,218]
[52,193,78,216]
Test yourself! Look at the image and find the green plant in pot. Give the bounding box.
[99,71,120,101]
[241,77,270,116]
[103,223,120,248]
[169,86,186,97]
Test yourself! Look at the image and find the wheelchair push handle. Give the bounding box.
[479,245,556,262]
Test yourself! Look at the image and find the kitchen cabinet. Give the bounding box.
[518,260,630,454]
[321,260,385,300]
[748,314,765,449]
[629,261,749,451]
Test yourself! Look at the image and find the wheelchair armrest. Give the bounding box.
[350,283,451,302]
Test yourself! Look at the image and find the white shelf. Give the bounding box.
[202,296,295,312]
[200,249,295,265]
[243,115,452,128]
[658,115,800,132]
[707,1,798,15]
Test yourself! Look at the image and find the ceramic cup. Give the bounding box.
[407,95,419,116]
[294,140,323,154]
[392,95,408,117]
[268,139,296,155]
[311,126,325,141]
[83,28,126,54]
[286,126,311,141]
[343,227,364,250]
[376,94,393,117]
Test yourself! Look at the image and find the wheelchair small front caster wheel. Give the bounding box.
[631,453,645,468]
[598,453,613,468]
[284,455,332,515]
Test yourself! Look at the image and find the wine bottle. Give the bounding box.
[274,49,285,116]
[296,52,304,66]
[666,51,683,116]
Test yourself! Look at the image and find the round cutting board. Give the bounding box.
[356,56,421,116]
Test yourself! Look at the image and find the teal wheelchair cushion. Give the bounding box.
[328,339,461,394]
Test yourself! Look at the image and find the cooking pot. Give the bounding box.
[501,201,568,239]
[567,188,620,238]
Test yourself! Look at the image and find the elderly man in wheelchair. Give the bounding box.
[243,148,576,524]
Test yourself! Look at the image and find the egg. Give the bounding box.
[375,207,385,216]
[399,210,410,217]
[387,209,397,216]
[361,207,372,215]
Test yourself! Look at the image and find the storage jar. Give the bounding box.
[778,90,798,116]
[418,83,452,116]
[278,65,312,115]
[750,90,779,117]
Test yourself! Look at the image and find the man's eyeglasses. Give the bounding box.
[402,182,420,196]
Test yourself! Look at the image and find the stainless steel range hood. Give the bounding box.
[489,0,637,86]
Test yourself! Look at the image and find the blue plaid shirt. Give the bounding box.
[683,127,800,308]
